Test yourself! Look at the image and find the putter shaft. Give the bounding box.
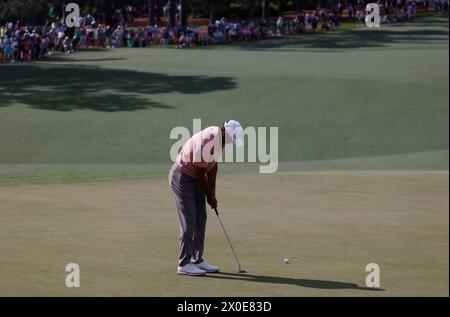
[214,208,245,272]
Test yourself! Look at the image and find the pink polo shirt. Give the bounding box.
[176,126,222,179]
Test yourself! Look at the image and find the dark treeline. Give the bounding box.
[0,0,347,25]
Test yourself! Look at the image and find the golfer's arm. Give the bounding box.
[195,168,213,198]
[207,164,217,195]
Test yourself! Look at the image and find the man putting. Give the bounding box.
[169,120,243,276]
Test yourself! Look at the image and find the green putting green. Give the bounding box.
[0,172,448,296]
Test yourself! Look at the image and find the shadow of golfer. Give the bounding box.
[205,272,385,291]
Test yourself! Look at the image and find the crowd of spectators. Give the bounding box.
[1,0,448,63]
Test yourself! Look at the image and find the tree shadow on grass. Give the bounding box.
[46,56,128,63]
[234,15,448,51]
[0,64,236,111]
[205,272,385,291]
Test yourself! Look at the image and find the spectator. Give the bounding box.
[0,1,430,63]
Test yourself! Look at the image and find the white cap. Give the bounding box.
[224,120,243,146]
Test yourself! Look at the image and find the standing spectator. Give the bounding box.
[276,16,284,36]
[312,13,319,32]
[161,27,169,47]
[305,13,311,31]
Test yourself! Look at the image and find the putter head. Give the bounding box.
[238,269,249,274]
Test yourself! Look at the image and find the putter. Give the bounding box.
[213,207,248,274]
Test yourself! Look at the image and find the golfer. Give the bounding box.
[169,120,243,276]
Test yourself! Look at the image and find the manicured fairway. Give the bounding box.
[0,15,448,180]
[0,172,448,296]
[0,14,448,296]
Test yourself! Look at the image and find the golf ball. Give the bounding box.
[283,258,289,264]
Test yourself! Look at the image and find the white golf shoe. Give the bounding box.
[177,263,206,276]
[193,260,220,273]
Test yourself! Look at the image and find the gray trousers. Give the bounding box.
[169,163,207,266]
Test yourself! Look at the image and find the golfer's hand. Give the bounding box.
[207,193,217,209]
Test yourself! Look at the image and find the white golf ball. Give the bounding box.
[283,258,289,264]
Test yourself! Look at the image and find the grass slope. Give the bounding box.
[0,14,448,185]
